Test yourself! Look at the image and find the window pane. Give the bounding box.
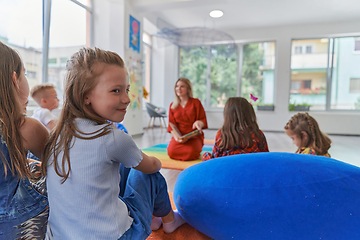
[48,0,91,104]
[179,47,208,103]
[210,44,238,107]
[241,42,275,106]
[0,0,43,113]
[330,36,360,110]
[290,39,328,110]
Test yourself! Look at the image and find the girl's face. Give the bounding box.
[16,67,30,111]
[285,129,307,149]
[175,80,188,98]
[85,64,130,122]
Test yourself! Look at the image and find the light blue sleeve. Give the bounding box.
[105,128,143,168]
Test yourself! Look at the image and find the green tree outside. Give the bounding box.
[180,43,266,107]
[241,43,265,104]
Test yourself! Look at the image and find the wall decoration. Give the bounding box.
[125,50,143,110]
[129,15,140,53]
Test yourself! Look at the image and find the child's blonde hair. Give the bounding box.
[171,78,193,109]
[0,41,29,178]
[42,47,125,182]
[30,83,56,104]
[285,113,331,155]
[219,97,266,151]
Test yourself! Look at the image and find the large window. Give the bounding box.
[0,0,93,114]
[290,37,360,111]
[179,41,275,109]
[48,0,92,104]
[0,0,43,109]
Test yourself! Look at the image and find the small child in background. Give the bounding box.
[31,83,59,131]
[202,97,269,161]
[285,113,331,157]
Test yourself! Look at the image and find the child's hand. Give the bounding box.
[192,120,204,133]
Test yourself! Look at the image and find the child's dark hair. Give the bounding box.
[285,113,331,155]
[42,47,125,182]
[219,97,266,151]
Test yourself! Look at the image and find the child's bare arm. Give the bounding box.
[20,117,49,160]
[133,152,161,174]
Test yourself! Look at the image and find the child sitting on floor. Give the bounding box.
[202,97,269,161]
[31,83,59,131]
[285,112,331,157]
[42,47,185,239]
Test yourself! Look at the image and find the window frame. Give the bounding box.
[42,0,94,83]
[142,32,152,106]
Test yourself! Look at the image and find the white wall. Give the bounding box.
[93,0,144,136]
[149,19,360,135]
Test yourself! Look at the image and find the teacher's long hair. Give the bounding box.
[171,77,193,109]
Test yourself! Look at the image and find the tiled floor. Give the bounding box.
[133,128,360,192]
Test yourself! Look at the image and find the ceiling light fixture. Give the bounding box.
[209,10,223,18]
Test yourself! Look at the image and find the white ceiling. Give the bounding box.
[132,0,360,31]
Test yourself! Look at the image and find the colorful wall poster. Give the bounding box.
[129,15,140,53]
[125,50,143,110]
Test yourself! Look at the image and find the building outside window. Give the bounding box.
[305,46,312,54]
[48,0,92,104]
[0,0,43,110]
[355,38,360,52]
[290,39,328,110]
[350,78,360,92]
[0,0,93,113]
[331,36,360,110]
[294,46,302,54]
[290,37,360,110]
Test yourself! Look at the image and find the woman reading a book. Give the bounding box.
[167,78,208,161]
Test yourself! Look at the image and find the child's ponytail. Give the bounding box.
[307,115,331,155]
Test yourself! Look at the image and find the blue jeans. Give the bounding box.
[118,165,172,240]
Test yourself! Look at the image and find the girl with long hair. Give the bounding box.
[0,41,49,239]
[167,78,208,161]
[43,47,185,239]
[285,113,331,157]
[202,97,269,161]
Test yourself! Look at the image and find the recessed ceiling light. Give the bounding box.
[209,10,223,18]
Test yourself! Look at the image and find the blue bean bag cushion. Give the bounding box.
[173,152,360,240]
